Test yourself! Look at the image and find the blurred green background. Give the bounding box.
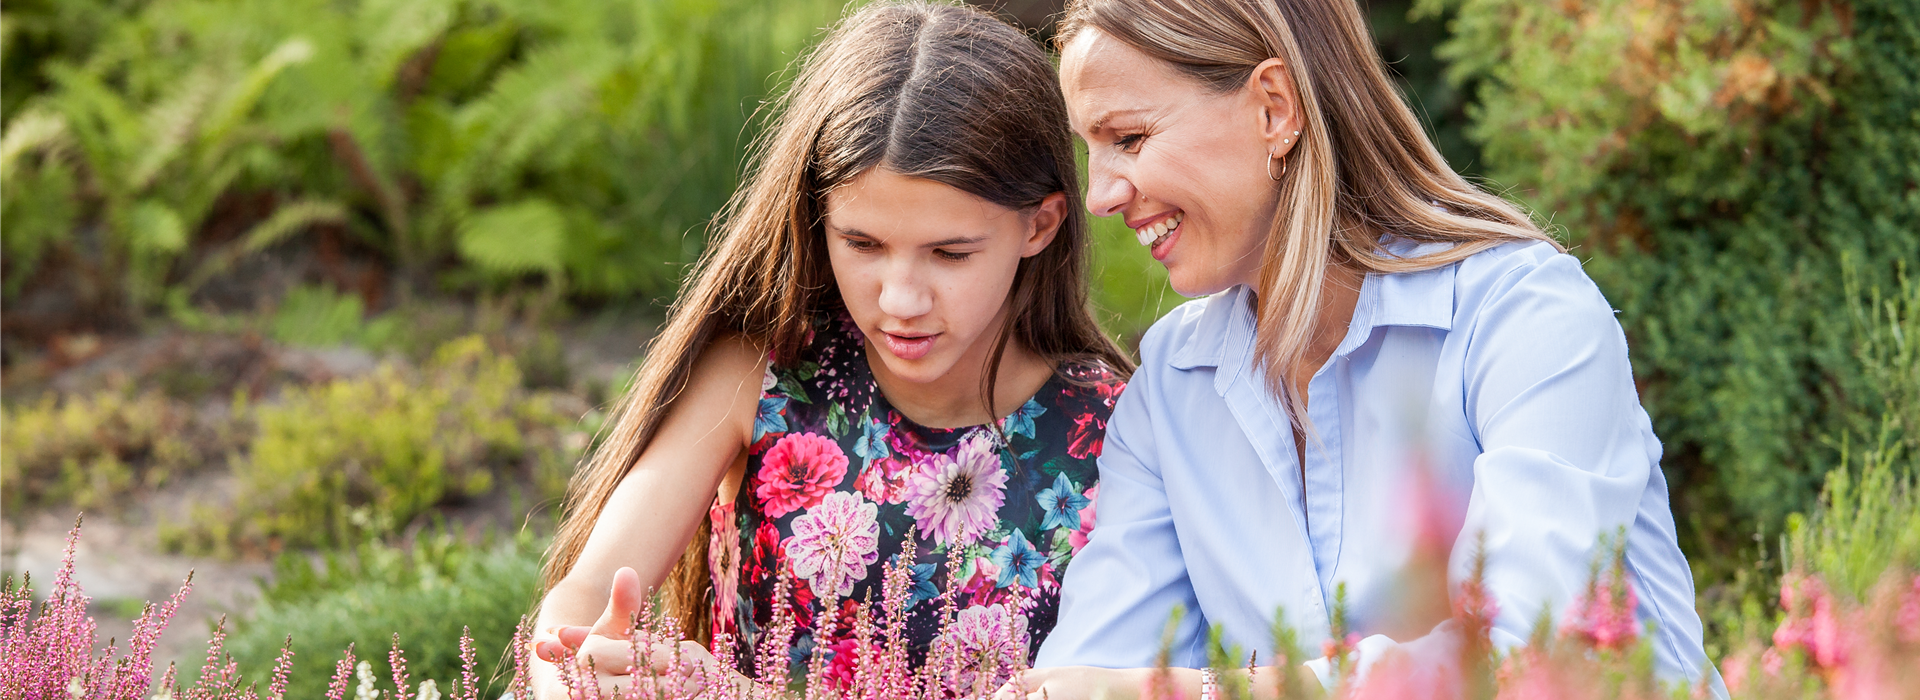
[1,0,1915,693]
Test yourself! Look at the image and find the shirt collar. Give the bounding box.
[1166,237,1457,375]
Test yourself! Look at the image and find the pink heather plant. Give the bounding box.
[22,515,1920,700]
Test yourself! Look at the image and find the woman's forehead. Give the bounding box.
[1060,31,1193,131]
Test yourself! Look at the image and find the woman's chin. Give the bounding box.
[1165,269,1234,299]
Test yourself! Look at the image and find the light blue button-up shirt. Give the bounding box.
[1037,240,1722,694]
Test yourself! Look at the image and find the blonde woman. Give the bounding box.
[1006,0,1723,697]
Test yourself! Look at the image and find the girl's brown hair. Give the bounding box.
[1057,0,1560,429]
[541,0,1133,638]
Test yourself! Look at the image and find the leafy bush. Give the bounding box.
[171,335,583,553]
[224,529,545,700]
[1419,0,1920,566]
[1,0,852,311]
[0,388,233,514]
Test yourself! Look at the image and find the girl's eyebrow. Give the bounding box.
[834,227,988,248]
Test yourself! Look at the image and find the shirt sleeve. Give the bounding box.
[1314,251,1721,696]
[1034,361,1207,668]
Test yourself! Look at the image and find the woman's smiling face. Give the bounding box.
[1059,29,1296,297]
[824,167,1063,386]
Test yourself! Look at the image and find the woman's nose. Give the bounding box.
[876,270,933,321]
[1084,157,1135,218]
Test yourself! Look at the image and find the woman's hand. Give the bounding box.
[993,665,1324,700]
[992,667,1150,700]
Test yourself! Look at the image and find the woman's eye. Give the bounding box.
[1114,134,1145,153]
[843,238,879,253]
[934,249,973,262]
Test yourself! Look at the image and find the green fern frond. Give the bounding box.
[456,198,565,277]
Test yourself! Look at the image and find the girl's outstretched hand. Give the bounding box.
[530,566,748,697]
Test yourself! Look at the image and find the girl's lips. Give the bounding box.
[880,332,938,361]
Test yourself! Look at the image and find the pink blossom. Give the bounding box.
[903,433,1008,546]
[1773,573,1850,670]
[1896,574,1920,644]
[930,604,1029,695]
[785,492,882,599]
[755,432,850,517]
[1562,573,1640,652]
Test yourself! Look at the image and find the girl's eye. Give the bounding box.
[934,249,973,262]
[844,238,879,253]
[1114,134,1145,153]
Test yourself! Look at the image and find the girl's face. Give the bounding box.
[1058,29,1300,297]
[824,167,1065,385]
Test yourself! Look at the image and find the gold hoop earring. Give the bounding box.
[1267,149,1286,182]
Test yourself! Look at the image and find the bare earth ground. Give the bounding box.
[0,305,656,673]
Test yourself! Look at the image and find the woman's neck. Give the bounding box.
[865,331,1056,430]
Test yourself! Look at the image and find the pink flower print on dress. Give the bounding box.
[1069,483,1100,554]
[1066,412,1105,459]
[708,501,742,639]
[854,455,913,505]
[785,492,881,599]
[903,432,1007,546]
[755,432,850,518]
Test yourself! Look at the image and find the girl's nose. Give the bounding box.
[876,270,933,321]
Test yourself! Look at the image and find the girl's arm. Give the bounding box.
[529,334,766,697]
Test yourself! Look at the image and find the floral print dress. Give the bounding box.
[707,314,1122,684]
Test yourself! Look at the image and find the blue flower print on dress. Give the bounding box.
[755,396,789,443]
[991,529,1046,589]
[1002,398,1047,440]
[853,415,891,464]
[1036,472,1090,532]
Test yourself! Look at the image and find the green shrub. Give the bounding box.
[1,0,852,309]
[180,336,580,552]
[0,388,231,514]
[225,529,545,700]
[1420,0,1920,569]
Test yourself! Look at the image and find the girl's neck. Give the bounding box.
[865,329,1056,430]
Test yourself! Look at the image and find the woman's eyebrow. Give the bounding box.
[1090,108,1149,133]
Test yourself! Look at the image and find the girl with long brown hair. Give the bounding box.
[524,1,1133,697]
[1001,0,1721,697]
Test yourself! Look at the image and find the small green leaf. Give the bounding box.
[128,200,187,254]
[825,402,849,438]
[457,199,565,275]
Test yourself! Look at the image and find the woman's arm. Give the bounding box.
[1031,363,1208,670]
[529,334,766,698]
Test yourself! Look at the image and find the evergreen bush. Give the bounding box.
[1419,0,1920,568]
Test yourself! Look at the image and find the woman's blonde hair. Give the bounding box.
[541,0,1133,640]
[1058,0,1560,427]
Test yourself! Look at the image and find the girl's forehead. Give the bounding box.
[824,169,1021,241]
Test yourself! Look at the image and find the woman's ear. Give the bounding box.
[1247,57,1301,154]
[1021,192,1069,258]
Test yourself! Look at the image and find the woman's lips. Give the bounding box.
[1149,221,1181,262]
[880,332,937,360]
[1133,212,1184,262]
